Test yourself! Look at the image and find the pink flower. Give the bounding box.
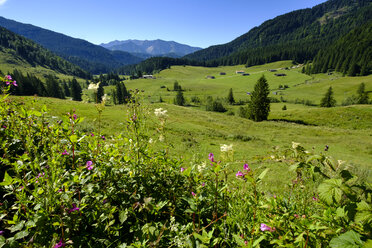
[236,171,244,177]
[243,163,250,171]
[73,114,77,120]
[62,150,69,155]
[68,203,80,213]
[57,188,63,193]
[201,182,205,187]
[86,161,93,170]
[191,192,196,197]
[208,153,215,162]
[54,238,66,248]
[12,81,17,87]
[5,81,10,85]
[90,132,94,137]
[180,167,185,172]
[260,223,272,232]
[294,214,299,218]
[312,196,318,201]
[101,135,106,140]
[5,75,12,80]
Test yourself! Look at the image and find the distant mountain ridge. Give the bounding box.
[0,16,143,74]
[101,39,202,57]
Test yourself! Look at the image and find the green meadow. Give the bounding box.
[14,61,372,189]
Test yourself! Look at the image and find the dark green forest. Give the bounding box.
[0,27,90,78]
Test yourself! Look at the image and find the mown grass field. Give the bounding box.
[10,61,372,191]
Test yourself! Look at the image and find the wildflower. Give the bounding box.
[54,238,66,248]
[247,92,251,95]
[302,215,306,219]
[12,81,17,87]
[294,214,299,218]
[312,196,318,201]
[101,135,105,140]
[191,192,196,197]
[73,114,77,120]
[154,108,168,117]
[68,203,80,213]
[236,171,244,177]
[57,188,63,193]
[5,81,10,85]
[180,167,185,172]
[5,75,12,80]
[88,83,99,90]
[103,199,107,204]
[324,145,329,151]
[201,182,205,187]
[292,142,300,149]
[243,163,250,171]
[208,153,215,162]
[62,150,69,155]
[86,161,93,170]
[0,230,4,235]
[149,138,153,143]
[159,135,164,142]
[90,132,94,137]
[260,223,272,232]
[220,144,233,152]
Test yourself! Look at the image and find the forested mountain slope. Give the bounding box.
[0,17,143,74]
[184,0,372,67]
[0,26,90,78]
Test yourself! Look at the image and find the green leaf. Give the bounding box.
[355,201,372,224]
[0,171,13,186]
[10,221,25,233]
[257,168,269,181]
[70,134,78,143]
[232,234,246,246]
[14,230,29,240]
[318,178,343,205]
[253,235,266,247]
[119,209,128,224]
[0,236,5,248]
[329,230,364,248]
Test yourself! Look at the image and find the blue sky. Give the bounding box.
[0,0,327,48]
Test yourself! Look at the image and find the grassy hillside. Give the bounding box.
[12,61,372,184]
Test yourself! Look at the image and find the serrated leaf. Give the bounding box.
[318,179,343,205]
[329,230,364,248]
[355,201,372,224]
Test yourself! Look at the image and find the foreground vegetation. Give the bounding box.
[1,74,371,247]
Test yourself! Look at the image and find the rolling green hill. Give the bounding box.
[0,16,143,74]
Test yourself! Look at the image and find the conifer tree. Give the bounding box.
[71,78,82,101]
[96,82,104,103]
[174,90,185,106]
[320,86,336,107]
[357,82,369,104]
[248,75,270,122]
[227,88,235,105]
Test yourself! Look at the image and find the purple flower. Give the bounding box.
[260,223,272,232]
[201,182,205,187]
[62,150,69,155]
[68,203,80,213]
[73,114,77,120]
[243,163,250,171]
[312,196,318,201]
[5,75,12,80]
[191,192,196,197]
[236,171,244,177]
[101,135,106,140]
[5,81,10,85]
[90,132,94,137]
[103,199,107,204]
[54,238,66,248]
[180,167,185,173]
[0,230,4,235]
[86,161,93,170]
[208,153,215,162]
[57,188,63,193]
[12,81,17,87]
[324,145,329,151]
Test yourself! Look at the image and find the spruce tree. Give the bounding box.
[320,86,336,107]
[70,78,82,101]
[248,75,270,122]
[174,90,185,106]
[227,88,235,105]
[116,82,123,104]
[357,82,369,104]
[96,83,104,103]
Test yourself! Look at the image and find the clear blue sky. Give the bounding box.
[0,0,327,48]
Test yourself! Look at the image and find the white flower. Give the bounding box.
[292,142,300,149]
[88,83,99,91]
[159,135,165,142]
[220,144,233,152]
[149,138,153,144]
[154,108,168,117]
